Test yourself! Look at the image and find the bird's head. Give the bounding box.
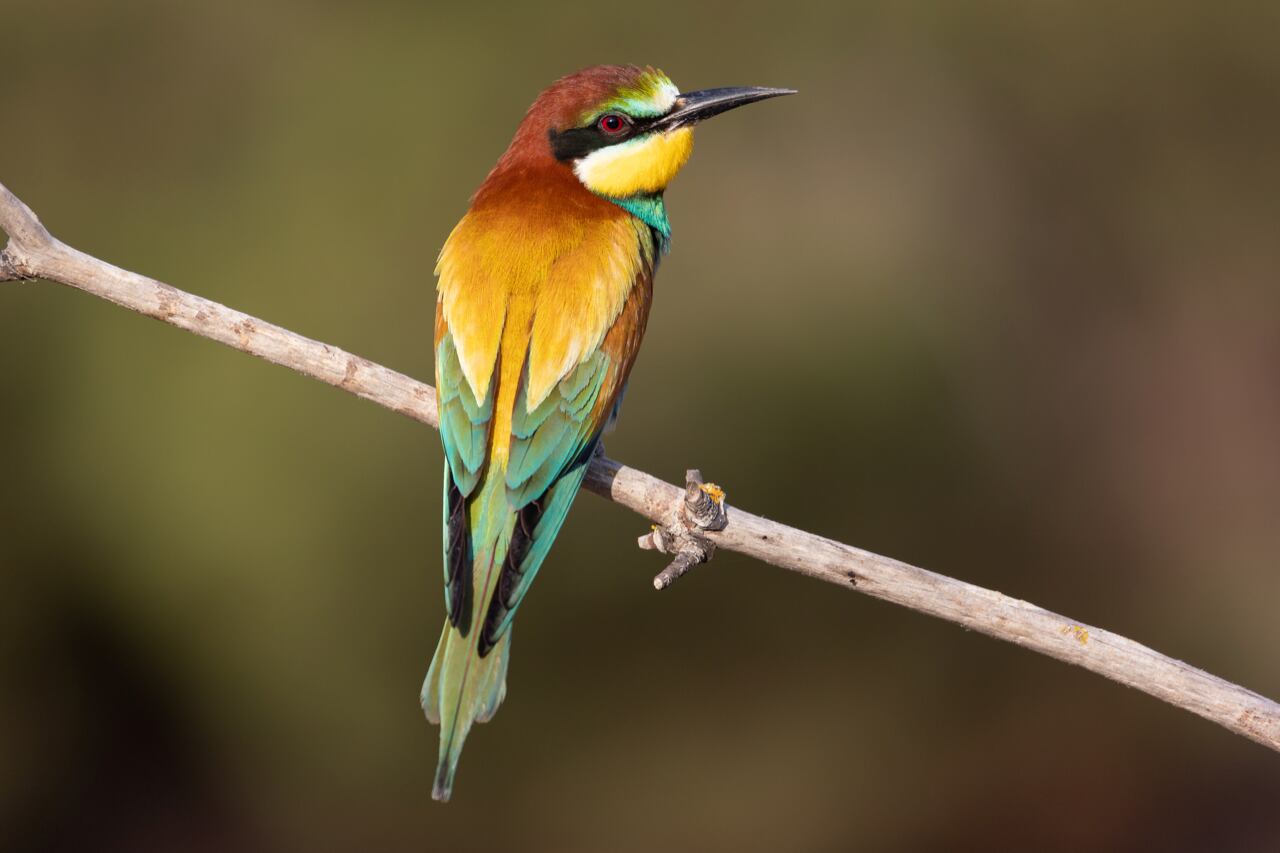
[489,65,794,203]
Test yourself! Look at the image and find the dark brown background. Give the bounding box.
[3,1,1278,850]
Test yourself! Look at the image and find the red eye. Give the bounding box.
[598,114,628,135]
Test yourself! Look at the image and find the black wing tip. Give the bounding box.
[478,496,549,656]
[445,476,473,635]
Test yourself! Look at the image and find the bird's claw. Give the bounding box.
[637,469,729,589]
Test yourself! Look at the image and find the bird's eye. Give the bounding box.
[597,114,629,135]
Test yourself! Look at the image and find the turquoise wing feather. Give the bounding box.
[476,350,614,653]
[436,332,492,634]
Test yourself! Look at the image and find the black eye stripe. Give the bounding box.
[548,113,657,162]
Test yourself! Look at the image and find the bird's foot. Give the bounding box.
[637,469,728,590]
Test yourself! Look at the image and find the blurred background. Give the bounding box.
[3,1,1279,850]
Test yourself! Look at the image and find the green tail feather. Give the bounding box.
[421,620,510,802]
[421,461,596,800]
[427,337,606,800]
[421,476,515,802]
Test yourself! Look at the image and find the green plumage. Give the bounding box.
[423,335,611,801]
[612,194,672,246]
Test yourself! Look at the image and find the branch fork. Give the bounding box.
[0,231,43,282]
[0,183,55,282]
[638,469,729,590]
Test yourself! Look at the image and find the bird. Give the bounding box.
[422,64,793,801]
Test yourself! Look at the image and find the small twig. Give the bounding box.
[648,547,707,590]
[638,469,728,589]
[2,177,1278,755]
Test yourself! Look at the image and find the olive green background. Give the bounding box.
[3,1,1279,850]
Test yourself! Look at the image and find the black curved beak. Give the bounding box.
[650,86,797,132]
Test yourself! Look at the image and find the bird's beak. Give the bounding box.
[651,86,797,132]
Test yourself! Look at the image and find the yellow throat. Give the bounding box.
[573,127,695,198]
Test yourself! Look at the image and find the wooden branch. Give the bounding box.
[3,179,1278,754]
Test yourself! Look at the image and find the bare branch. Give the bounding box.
[3,178,1278,754]
[0,182,55,281]
[0,181,55,252]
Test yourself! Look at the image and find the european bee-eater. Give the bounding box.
[423,64,792,801]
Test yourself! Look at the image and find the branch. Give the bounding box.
[3,179,1278,754]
